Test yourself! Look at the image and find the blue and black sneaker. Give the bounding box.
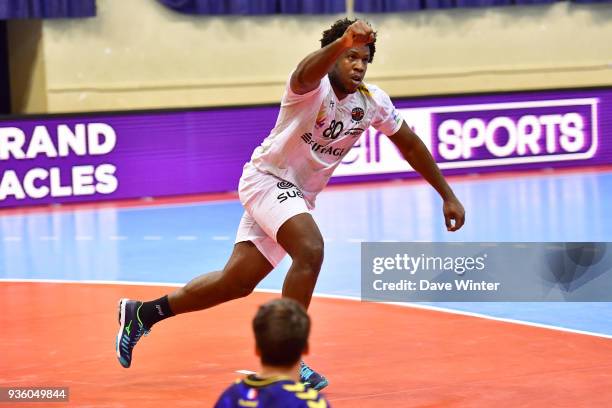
[299,361,329,391]
[115,298,150,368]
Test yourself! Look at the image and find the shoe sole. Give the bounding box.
[313,378,329,391]
[115,298,129,368]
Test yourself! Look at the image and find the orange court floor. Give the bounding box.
[2,282,612,407]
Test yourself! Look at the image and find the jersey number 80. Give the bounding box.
[322,120,344,140]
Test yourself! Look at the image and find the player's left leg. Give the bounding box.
[276,212,324,309]
[116,240,275,368]
[275,213,329,390]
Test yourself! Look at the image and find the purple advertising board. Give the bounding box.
[0,87,610,208]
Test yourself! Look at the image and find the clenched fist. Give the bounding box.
[340,20,376,48]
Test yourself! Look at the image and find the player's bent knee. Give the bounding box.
[294,238,324,271]
[227,279,256,299]
[219,269,258,299]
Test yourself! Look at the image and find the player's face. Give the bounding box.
[329,45,371,98]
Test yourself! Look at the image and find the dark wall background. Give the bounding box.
[0,21,10,114]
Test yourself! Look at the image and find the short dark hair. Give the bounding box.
[253,299,310,367]
[320,18,376,63]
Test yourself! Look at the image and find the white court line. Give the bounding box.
[113,198,240,213]
[0,197,242,221]
[75,236,93,241]
[236,370,256,375]
[0,278,610,340]
[3,236,22,242]
[177,235,198,241]
[143,235,163,241]
[0,278,184,287]
[109,235,128,241]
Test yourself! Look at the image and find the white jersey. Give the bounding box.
[249,73,403,208]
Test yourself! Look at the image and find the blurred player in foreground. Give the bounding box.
[215,298,329,407]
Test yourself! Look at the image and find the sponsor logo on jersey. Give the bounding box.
[277,185,304,203]
[301,133,346,157]
[246,388,258,400]
[351,107,365,122]
[343,127,365,137]
[277,181,295,190]
[276,180,303,203]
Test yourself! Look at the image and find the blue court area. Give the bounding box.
[1,170,612,336]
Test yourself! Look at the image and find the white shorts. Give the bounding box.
[235,163,310,267]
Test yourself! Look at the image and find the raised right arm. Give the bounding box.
[289,20,375,95]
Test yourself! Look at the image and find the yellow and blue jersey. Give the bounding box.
[215,374,329,408]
